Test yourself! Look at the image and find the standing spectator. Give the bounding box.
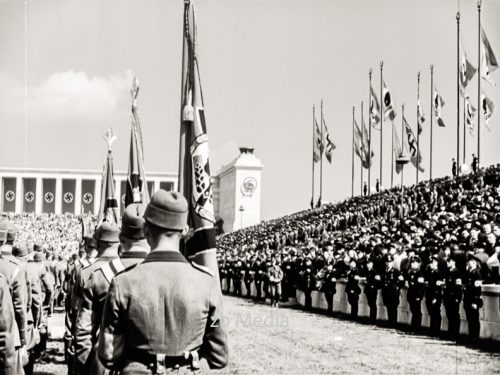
[364,257,381,322]
[425,255,444,337]
[267,256,283,307]
[443,255,462,341]
[452,158,457,178]
[463,254,483,343]
[406,256,425,334]
[345,258,361,319]
[382,255,403,327]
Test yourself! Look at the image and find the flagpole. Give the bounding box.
[312,105,315,207]
[477,0,482,168]
[391,119,394,188]
[457,11,461,176]
[417,71,420,184]
[463,96,466,165]
[380,61,384,189]
[401,104,404,187]
[352,106,355,198]
[368,69,372,195]
[361,101,364,195]
[319,99,324,206]
[430,64,434,180]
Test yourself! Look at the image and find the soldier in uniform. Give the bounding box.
[405,256,425,334]
[243,258,254,298]
[463,254,483,343]
[443,254,462,341]
[0,272,17,375]
[345,258,361,319]
[364,256,381,322]
[218,258,227,292]
[321,262,337,314]
[74,221,121,375]
[381,254,404,327]
[452,158,457,178]
[253,258,265,300]
[232,259,243,297]
[14,244,42,375]
[266,256,283,307]
[98,190,228,374]
[425,255,444,336]
[0,222,28,374]
[299,258,315,310]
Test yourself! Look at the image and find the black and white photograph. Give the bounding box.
[0,0,499,374]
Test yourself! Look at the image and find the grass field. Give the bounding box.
[36,296,500,374]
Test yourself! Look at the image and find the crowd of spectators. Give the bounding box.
[216,164,500,291]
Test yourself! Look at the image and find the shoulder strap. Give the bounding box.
[191,261,214,277]
[100,259,125,284]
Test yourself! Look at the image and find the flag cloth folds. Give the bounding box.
[98,149,119,226]
[125,77,149,207]
[179,0,219,278]
[417,99,425,135]
[361,114,374,169]
[313,112,322,163]
[322,116,336,163]
[481,92,495,131]
[383,80,396,121]
[460,53,477,95]
[433,87,446,127]
[403,117,424,172]
[392,122,403,174]
[465,96,477,134]
[353,118,364,162]
[481,27,498,86]
[370,85,381,129]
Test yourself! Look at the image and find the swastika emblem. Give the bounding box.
[44,192,54,203]
[64,192,74,204]
[5,191,15,202]
[83,193,93,204]
[25,191,34,203]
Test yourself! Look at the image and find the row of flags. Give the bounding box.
[351,25,497,176]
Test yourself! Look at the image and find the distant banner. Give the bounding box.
[160,181,174,192]
[81,179,95,214]
[2,178,17,213]
[62,179,76,214]
[120,180,127,214]
[42,179,56,213]
[23,178,36,213]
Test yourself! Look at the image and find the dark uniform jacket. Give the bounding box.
[364,268,381,299]
[406,269,425,302]
[0,273,16,374]
[463,267,482,307]
[425,267,444,304]
[98,250,228,373]
[443,267,462,304]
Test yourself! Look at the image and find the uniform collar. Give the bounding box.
[121,250,149,259]
[143,250,188,264]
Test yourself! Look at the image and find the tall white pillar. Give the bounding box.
[75,177,82,215]
[15,177,22,214]
[154,180,160,194]
[35,177,42,214]
[55,178,62,214]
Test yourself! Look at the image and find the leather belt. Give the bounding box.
[128,349,202,374]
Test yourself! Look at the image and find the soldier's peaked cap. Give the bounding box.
[94,222,120,243]
[144,190,188,231]
[121,203,146,239]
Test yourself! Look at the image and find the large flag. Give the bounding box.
[481,27,498,86]
[383,80,396,121]
[322,116,336,163]
[460,53,477,95]
[98,130,119,226]
[313,112,322,163]
[481,92,495,131]
[464,96,477,134]
[370,85,381,129]
[417,99,425,135]
[403,117,424,172]
[353,118,364,161]
[125,77,149,207]
[179,0,219,278]
[392,122,403,174]
[433,87,446,127]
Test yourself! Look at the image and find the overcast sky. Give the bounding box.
[0,0,499,220]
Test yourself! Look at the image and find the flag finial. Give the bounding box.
[103,127,117,152]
